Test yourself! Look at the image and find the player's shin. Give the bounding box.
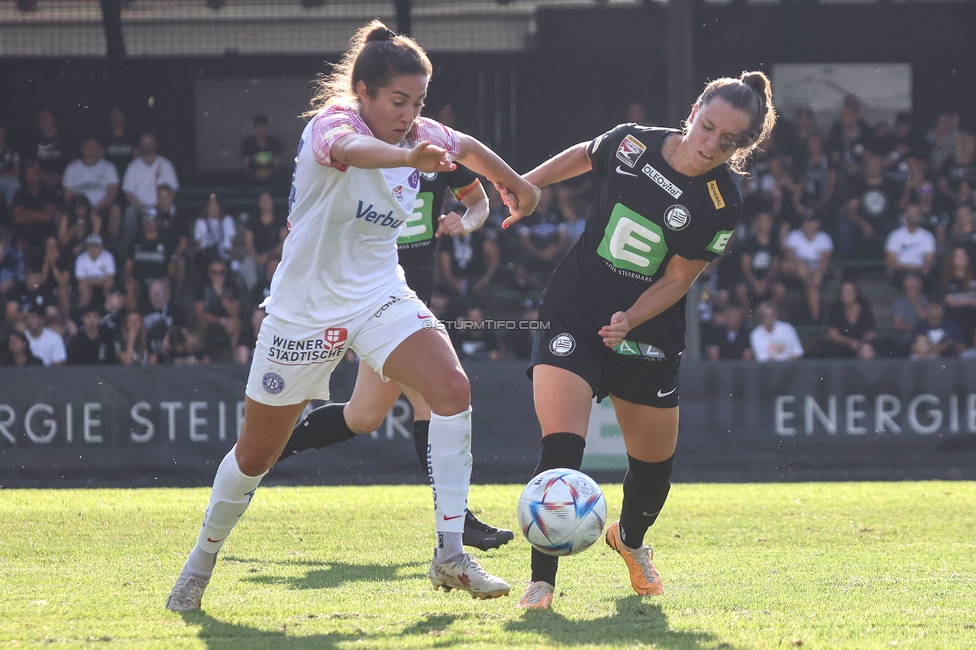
[530,432,586,586]
[428,408,472,560]
[184,446,267,578]
[618,454,674,550]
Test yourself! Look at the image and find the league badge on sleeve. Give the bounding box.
[615,134,646,168]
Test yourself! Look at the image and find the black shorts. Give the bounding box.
[528,315,680,408]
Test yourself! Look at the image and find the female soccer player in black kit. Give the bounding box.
[277,163,515,552]
[503,72,777,609]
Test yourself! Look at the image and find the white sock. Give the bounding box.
[436,532,463,561]
[182,446,266,578]
[428,407,472,553]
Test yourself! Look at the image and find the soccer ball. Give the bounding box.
[517,468,607,556]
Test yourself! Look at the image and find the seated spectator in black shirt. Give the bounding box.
[706,304,753,361]
[103,106,137,183]
[514,186,567,289]
[909,294,966,359]
[451,305,502,361]
[66,304,119,364]
[11,158,59,256]
[827,94,875,185]
[823,280,877,359]
[438,224,500,300]
[938,132,976,208]
[241,114,282,187]
[4,261,58,331]
[0,328,42,366]
[144,277,188,359]
[194,258,241,363]
[240,191,286,291]
[59,194,101,261]
[124,211,174,312]
[837,150,904,258]
[159,325,207,365]
[737,211,786,309]
[29,108,70,193]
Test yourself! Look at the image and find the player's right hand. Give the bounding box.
[407,141,457,174]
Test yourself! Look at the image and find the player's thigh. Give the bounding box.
[236,396,309,475]
[610,396,678,463]
[345,360,404,434]
[532,364,594,436]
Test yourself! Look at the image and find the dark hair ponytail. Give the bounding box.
[691,70,777,173]
[303,20,433,119]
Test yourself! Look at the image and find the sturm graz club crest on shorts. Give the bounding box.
[262,372,285,394]
[549,333,576,356]
[664,204,691,231]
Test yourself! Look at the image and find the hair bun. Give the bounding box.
[740,71,769,96]
[366,26,397,43]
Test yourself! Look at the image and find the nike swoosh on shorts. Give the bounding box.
[657,387,677,398]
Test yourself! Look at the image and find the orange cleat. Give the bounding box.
[517,580,554,610]
[604,520,664,596]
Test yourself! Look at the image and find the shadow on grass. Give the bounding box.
[179,610,461,650]
[507,596,746,650]
[223,555,424,591]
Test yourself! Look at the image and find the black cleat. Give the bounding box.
[462,509,515,551]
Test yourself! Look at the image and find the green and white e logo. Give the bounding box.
[397,190,434,245]
[597,203,668,277]
[706,229,734,254]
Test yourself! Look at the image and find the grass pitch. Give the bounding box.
[1,482,974,649]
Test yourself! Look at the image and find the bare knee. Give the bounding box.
[423,368,470,416]
[343,404,387,435]
[234,445,274,477]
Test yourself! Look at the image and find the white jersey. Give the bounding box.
[267,104,460,327]
[63,158,118,207]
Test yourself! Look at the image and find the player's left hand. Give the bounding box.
[435,211,465,237]
[500,180,542,229]
[599,311,630,348]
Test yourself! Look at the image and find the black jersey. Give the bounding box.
[396,164,480,282]
[540,124,743,357]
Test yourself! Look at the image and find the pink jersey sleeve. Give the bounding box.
[409,117,462,160]
[309,105,373,171]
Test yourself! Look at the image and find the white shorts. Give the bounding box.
[245,285,435,406]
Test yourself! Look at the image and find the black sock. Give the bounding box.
[618,454,674,550]
[277,403,356,462]
[530,432,586,586]
[412,420,430,477]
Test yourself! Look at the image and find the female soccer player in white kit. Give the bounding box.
[166,21,540,611]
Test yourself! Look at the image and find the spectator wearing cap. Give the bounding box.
[750,302,804,362]
[66,304,118,364]
[11,158,58,256]
[0,226,25,297]
[884,204,936,287]
[909,294,967,359]
[780,212,833,323]
[121,132,179,245]
[123,209,174,312]
[23,303,66,366]
[75,234,116,310]
[241,114,282,187]
[62,135,119,218]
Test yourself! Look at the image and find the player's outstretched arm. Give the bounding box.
[331,134,456,173]
[500,142,593,229]
[455,133,540,220]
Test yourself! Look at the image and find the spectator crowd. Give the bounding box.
[1,98,974,366]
